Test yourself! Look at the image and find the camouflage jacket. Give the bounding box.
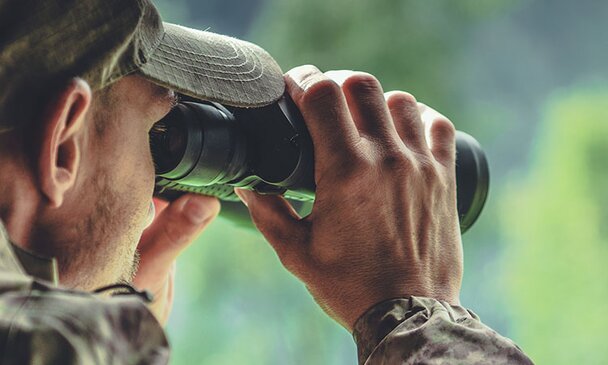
[0,222,169,364]
[0,221,533,364]
[352,297,534,364]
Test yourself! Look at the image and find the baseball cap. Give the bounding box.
[0,0,285,132]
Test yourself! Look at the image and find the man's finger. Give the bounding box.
[384,91,428,155]
[285,65,361,167]
[137,194,220,279]
[420,104,456,166]
[333,71,401,143]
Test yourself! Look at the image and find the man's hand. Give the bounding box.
[235,65,462,332]
[133,194,220,325]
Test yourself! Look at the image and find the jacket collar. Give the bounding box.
[0,220,59,285]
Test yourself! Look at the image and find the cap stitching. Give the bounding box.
[148,55,265,82]
[155,46,251,68]
[159,38,241,60]
[143,22,166,65]
[149,48,263,77]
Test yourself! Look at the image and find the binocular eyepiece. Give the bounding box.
[151,95,489,233]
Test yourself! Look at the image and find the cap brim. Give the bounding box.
[140,22,285,108]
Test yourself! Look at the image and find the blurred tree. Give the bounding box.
[501,89,608,364]
[252,0,514,132]
[168,220,358,365]
[154,0,264,37]
[460,0,608,175]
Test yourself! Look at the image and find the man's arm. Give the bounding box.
[353,296,533,364]
[235,65,533,363]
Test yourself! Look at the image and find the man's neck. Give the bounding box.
[0,159,41,249]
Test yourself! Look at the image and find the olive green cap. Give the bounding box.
[0,0,285,132]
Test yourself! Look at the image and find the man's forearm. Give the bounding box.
[353,296,534,365]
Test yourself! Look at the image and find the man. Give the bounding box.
[0,0,533,364]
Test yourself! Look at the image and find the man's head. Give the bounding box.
[0,75,177,289]
[0,0,284,290]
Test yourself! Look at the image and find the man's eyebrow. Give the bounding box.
[151,85,179,112]
[167,92,179,110]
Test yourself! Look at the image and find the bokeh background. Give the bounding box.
[152,0,608,364]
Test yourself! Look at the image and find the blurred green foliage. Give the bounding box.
[501,89,608,364]
[168,221,356,364]
[252,0,514,132]
[153,0,608,364]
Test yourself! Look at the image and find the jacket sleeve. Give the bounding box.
[352,296,534,365]
[0,280,169,365]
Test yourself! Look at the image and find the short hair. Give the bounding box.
[0,77,63,134]
[0,80,117,160]
[91,83,117,136]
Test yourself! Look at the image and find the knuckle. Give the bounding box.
[386,91,418,109]
[380,149,411,172]
[352,148,375,167]
[432,116,456,137]
[161,221,186,246]
[318,155,377,202]
[419,158,439,178]
[342,72,383,96]
[300,77,343,107]
[415,157,442,186]
[341,146,374,169]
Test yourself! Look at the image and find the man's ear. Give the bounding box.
[39,78,92,208]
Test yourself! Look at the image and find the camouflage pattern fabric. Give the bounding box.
[353,296,534,364]
[0,219,533,365]
[0,222,169,364]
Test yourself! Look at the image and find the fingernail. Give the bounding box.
[287,65,321,88]
[183,197,209,224]
[234,188,252,207]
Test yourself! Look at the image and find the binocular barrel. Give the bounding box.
[151,95,489,233]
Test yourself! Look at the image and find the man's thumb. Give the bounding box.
[234,188,307,266]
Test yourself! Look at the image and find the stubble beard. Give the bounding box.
[38,170,146,291]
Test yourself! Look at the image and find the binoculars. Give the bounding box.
[151,94,489,233]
